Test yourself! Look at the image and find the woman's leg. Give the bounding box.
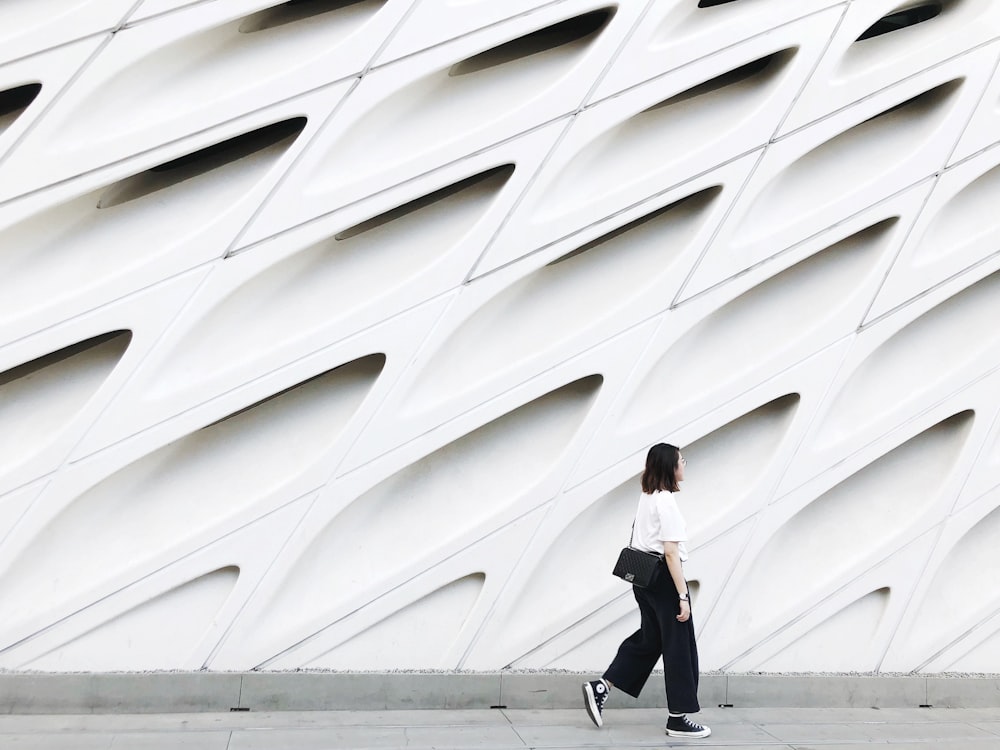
[601,586,663,698]
[657,588,700,714]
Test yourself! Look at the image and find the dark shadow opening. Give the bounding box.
[208,353,386,426]
[858,79,960,126]
[0,83,41,120]
[697,0,741,8]
[239,0,384,33]
[449,8,615,77]
[0,331,132,389]
[645,50,793,112]
[335,165,514,240]
[150,118,306,173]
[0,82,42,136]
[759,219,900,291]
[687,580,700,602]
[857,3,943,41]
[97,117,306,209]
[850,217,900,241]
[547,186,722,267]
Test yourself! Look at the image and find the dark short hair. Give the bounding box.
[641,443,681,494]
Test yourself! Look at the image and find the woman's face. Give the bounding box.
[676,453,686,483]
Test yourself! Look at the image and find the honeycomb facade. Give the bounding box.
[2,0,1000,673]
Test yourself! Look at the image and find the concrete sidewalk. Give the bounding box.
[1,706,999,749]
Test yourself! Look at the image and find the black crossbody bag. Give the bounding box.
[611,522,661,588]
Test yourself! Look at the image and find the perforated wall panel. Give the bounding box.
[2,0,1000,674]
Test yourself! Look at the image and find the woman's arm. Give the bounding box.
[662,541,690,623]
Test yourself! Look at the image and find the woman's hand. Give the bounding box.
[677,599,690,622]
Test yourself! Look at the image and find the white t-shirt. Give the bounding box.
[632,490,689,562]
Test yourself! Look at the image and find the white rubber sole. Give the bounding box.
[582,683,603,728]
[666,725,712,738]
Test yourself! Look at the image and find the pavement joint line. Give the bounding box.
[498,705,531,748]
[752,719,789,744]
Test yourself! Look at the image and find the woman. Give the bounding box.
[582,443,710,738]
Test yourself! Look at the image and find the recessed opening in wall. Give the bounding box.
[404,178,719,409]
[817,267,1000,441]
[96,117,306,209]
[298,572,486,670]
[0,353,389,628]
[0,82,41,133]
[0,330,133,472]
[503,475,639,641]
[149,118,306,174]
[752,587,891,672]
[914,162,1000,266]
[736,71,959,244]
[678,393,800,529]
[23,565,241,672]
[906,501,1000,661]
[697,0,741,7]
[531,44,794,222]
[737,411,972,628]
[209,353,386,426]
[449,8,615,76]
[547,186,721,266]
[687,580,700,603]
[335,165,514,240]
[622,218,897,429]
[856,2,945,41]
[0,331,132,388]
[858,78,962,126]
[645,50,794,111]
[239,0,385,33]
[258,374,604,636]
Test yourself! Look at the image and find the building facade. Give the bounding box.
[2,0,1000,673]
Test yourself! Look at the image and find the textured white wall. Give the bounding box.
[2,0,1000,674]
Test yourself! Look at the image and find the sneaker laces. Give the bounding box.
[669,715,705,731]
[593,680,608,709]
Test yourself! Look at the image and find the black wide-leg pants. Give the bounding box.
[602,563,700,714]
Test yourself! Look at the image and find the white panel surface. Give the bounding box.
[0,1,132,66]
[2,0,1000,676]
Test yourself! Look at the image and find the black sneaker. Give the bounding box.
[582,679,609,727]
[666,714,711,738]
